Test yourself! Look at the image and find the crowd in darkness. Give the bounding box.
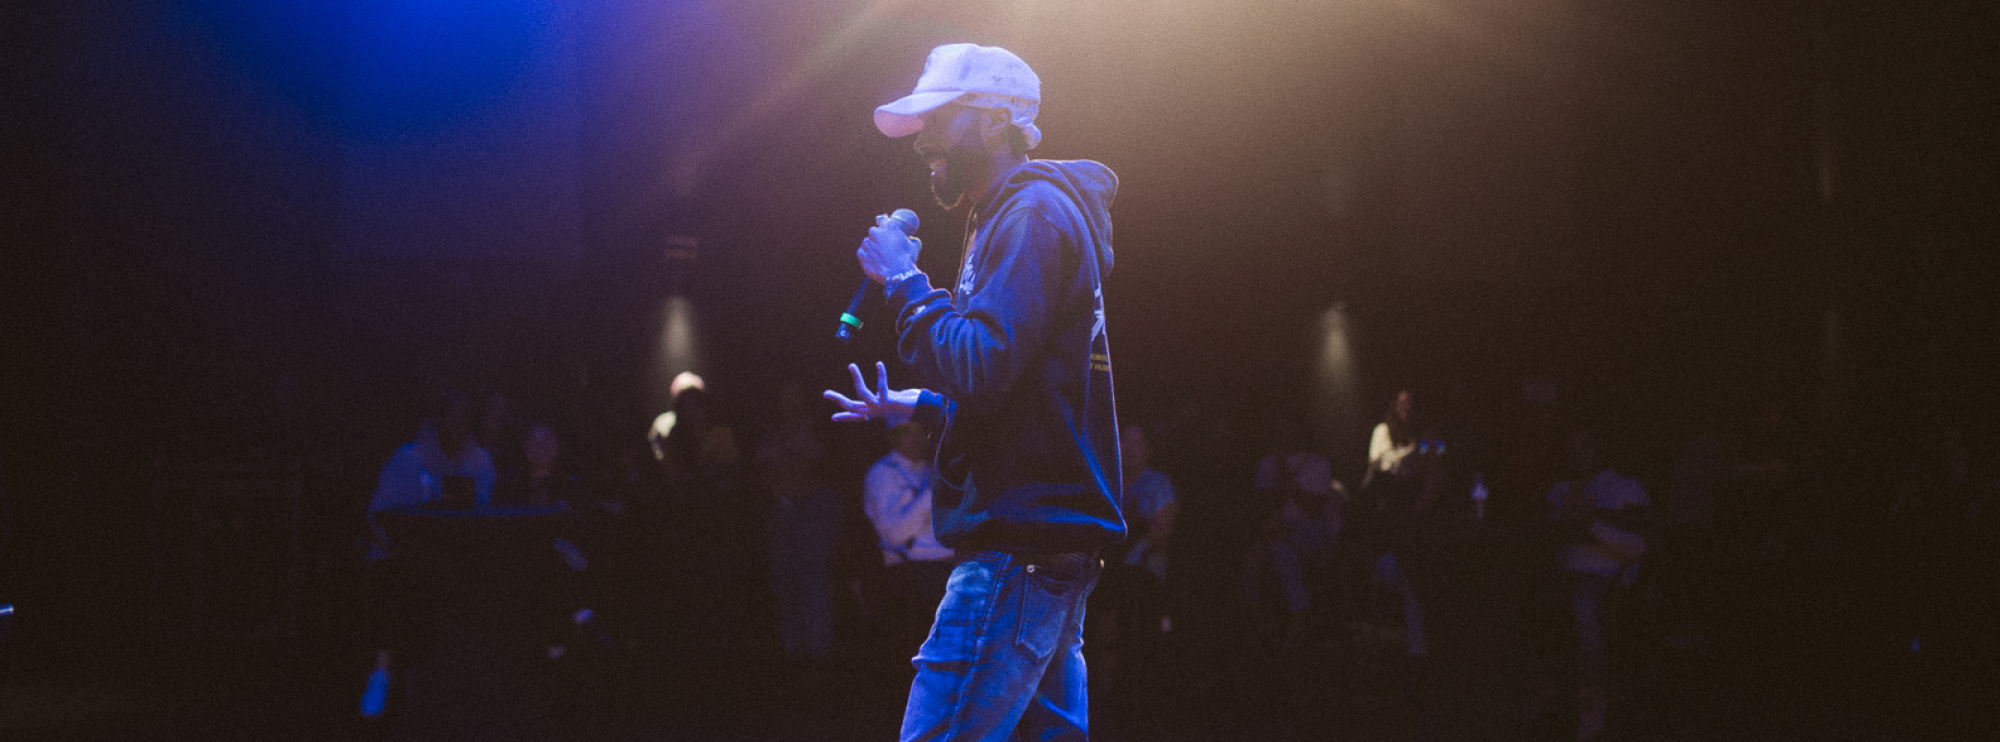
[293,368,1999,741]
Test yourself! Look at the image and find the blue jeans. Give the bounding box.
[901,550,1102,742]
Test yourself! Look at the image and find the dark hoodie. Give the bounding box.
[885,159,1124,553]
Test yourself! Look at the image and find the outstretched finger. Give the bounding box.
[875,361,890,402]
[823,389,864,412]
[847,363,875,404]
[823,391,870,422]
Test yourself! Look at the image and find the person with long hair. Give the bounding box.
[1354,390,1430,659]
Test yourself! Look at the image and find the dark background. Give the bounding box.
[2,0,1995,738]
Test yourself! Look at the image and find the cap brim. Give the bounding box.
[874,91,963,137]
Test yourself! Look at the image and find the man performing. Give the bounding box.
[824,43,1124,741]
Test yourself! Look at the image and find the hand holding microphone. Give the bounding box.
[837,208,922,343]
[860,209,922,284]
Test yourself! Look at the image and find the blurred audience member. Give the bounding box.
[492,421,605,666]
[862,421,953,662]
[370,391,498,518]
[1352,391,1434,659]
[1364,390,1417,492]
[650,384,741,500]
[359,390,498,718]
[1119,423,1179,587]
[759,381,841,662]
[1094,423,1180,649]
[1242,418,1339,648]
[645,382,758,668]
[496,422,583,508]
[481,390,524,480]
[1540,428,1650,741]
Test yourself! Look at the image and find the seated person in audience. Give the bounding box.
[1353,390,1434,659]
[1538,427,1649,742]
[1094,423,1179,647]
[863,422,955,663]
[649,383,742,501]
[758,381,841,663]
[1242,418,1340,648]
[496,422,583,508]
[495,421,600,661]
[370,391,497,518]
[359,390,497,718]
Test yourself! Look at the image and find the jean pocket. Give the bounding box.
[1014,558,1087,662]
[914,557,1000,664]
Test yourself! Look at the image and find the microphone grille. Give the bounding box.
[889,208,921,234]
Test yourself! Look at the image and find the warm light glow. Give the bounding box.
[1314,303,1362,462]
[670,1,914,195]
[653,295,704,414]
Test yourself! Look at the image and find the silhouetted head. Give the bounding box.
[524,423,560,476]
[432,390,474,457]
[1567,427,1607,479]
[1121,424,1152,474]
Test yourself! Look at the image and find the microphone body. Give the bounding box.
[836,209,920,343]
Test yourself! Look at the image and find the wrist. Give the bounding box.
[882,268,922,298]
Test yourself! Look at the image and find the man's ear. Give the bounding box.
[982,106,1011,140]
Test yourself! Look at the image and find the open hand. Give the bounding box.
[824,362,921,427]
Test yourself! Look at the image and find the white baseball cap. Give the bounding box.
[875,43,1042,149]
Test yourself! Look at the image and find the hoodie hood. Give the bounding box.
[981,159,1118,276]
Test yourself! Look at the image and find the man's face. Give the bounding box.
[1394,392,1413,422]
[914,104,996,211]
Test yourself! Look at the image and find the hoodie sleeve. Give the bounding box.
[888,206,1069,414]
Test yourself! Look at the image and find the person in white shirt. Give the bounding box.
[863,422,955,660]
[1355,391,1431,658]
[1364,390,1417,491]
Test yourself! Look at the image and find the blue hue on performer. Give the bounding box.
[825,43,1124,742]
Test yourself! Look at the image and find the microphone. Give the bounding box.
[836,208,921,344]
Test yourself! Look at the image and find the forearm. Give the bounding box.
[887,211,1060,411]
[890,276,1030,410]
